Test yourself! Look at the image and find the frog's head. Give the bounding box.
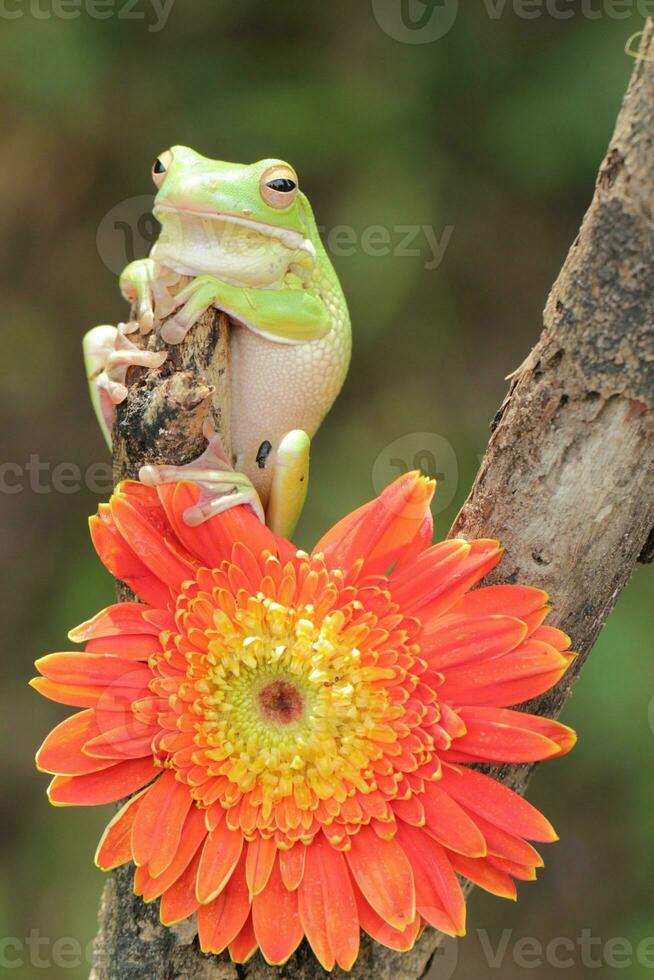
[149,146,318,285]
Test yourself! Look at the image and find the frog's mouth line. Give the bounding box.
[153,204,316,260]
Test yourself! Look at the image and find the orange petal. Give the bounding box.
[421,615,528,670]
[390,540,470,608]
[420,784,487,857]
[139,807,207,901]
[131,769,193,875]
[487,855,537,881]
[159,846,202,925]
[532,624,572,651]
[252,858,303,965]
[389,510,434,575]
[245,836,277,898]
[279,844,306,891]
[395,823,466,935]
[69,603,161,642]
[392,795,425,827]
[196,822,244,904]
[228,914,258,964]
[30,677,114,710]
[298,836,359,971]
[440,765,558,842]
[35,654,151,709]
[346,825,415,931]
[439,639,574,707]
[90,511,171,608]
[82,716,157,760]
[95,789,147,870]
[467,813,543,868]
[353,879,421,952]
[36,710,111,775]
[396,539,502,618]
[452,707,577,762]
[314,472,435,574]
[449,852,517,900]
[35,652,150,685]
[198,849,251,954]
[84,634,162,660]
[47,757,158,806]
[450,584,548,621]
[110,494,195,592]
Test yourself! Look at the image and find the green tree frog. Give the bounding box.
[84,146,351,538]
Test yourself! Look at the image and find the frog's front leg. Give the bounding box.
[139,424,310,537]
[119,259,158,334]
[83,323,168,448]
[119,258,180,333]
[160,274,331,345]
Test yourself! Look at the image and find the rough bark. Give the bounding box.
[91,26,654,980]
[91,305,233,980]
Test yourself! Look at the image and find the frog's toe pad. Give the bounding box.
[160,316,191,345]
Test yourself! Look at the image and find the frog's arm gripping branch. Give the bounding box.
[90,23,654,980]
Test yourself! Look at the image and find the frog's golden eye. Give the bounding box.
[260,165,298,209]
[152,149,173,188]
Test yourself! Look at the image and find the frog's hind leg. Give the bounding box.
[266,430,310,540]
[83,323,168,449]
[139,421,266,527]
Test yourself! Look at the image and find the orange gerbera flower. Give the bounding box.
[32,474,576,970]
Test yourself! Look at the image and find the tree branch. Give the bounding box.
[91,26,654,978]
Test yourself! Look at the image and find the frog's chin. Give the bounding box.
[152,204,316,285]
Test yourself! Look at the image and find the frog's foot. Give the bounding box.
[98,322,168,401]
[139,422,265,527]
[120,259,156,333]
[83,323,168,446]
[160,275,226,344]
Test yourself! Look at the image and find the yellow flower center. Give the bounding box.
[150,552,440,846]
[195,595,396,810]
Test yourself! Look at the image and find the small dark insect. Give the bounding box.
[256,440,272,469]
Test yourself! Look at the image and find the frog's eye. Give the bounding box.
[260,165,298,209]
[152,149,173,188]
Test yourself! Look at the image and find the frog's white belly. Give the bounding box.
[230,322,350,505]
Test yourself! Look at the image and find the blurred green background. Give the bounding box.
[1,2,652,977]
